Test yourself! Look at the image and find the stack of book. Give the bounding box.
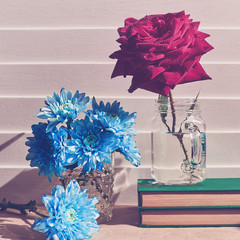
[138,178,240,227]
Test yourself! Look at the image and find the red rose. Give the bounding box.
[109,11,213,96]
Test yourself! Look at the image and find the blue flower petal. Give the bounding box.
[60,88,67,104]
[118,135,141,167]
[32,218,49,233]
[68,117,119,172]
[51,185,65,199]
[52,92,61,103]
[86,98,137,137]
[66,180,80,199]
[72,90,80,104]
[46,121,59,133]
[25,123,75,181]
[35,112,49,119]
[67,90,72,101]
[32,180,99,239]
[42,195,55,212]
[36,89,90,132]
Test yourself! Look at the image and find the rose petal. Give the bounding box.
[143,52,165,61]
[125,17,138,26]
[110,11,213,96]
[110,60,135,78]
[128,71,171,96]
[142,82,171,96]
[147,66,166,79]
[162,71,183,88]
[180,62,212,84]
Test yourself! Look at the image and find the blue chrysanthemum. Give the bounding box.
[36,88,90,132]
[65,117,119,173]
[86,97,137,136]
[118,135,141,167]
[25,123,75,181]
[32,180,100,240]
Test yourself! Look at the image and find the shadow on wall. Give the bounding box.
[0,132,59,205]
[112,155,141,205]
[0,167,138,205]
[0,154,143,206]
[0,133,25,152]
[0,169,59,205]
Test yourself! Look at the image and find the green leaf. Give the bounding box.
[158,95,168,119]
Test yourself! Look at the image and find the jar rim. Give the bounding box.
[155,98,199,104]
[155,98,200,112]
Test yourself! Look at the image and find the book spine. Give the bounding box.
[139,206,240,211]
[139,224,240,228]
[137,182,143,207]
[138,178,240,192]
[138,207,240,227]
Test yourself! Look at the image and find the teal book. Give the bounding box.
[138,178,240,227]
[138,178,240,208]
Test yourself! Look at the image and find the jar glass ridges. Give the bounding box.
[59,162,114,224]
[151,98,206,185]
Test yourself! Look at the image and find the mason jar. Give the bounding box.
[151,97,206,185]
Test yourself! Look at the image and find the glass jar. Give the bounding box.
[59,160,114,224]
[151,97,206,185]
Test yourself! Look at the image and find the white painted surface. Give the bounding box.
[0,63,239,98]
[0,0,239,204]
[0,29,238,63]
[1,132,240,168]
[0,97,239,132]
[0,0,239,28]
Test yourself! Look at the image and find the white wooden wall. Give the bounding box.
[0,0,240,205]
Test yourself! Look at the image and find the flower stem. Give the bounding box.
[169,91,176,133]
[0,198,49,218]
[158,95,171,132]
[168,91,189,161]
[32,209,49,218]
[175,134,189,161]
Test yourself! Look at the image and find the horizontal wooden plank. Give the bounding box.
[0,97,239,132]
[0,29,116,63]
[0,29,238,63]
[1,132,240,169]
[0,63,239,98]
[0,0,239,28]
[0,167,240,205]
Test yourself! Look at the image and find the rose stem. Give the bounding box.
[168,90,189,161]
[158,94,171,133]
[0,198,48,218]
[169,90,176,133]
[176,135,189,161]
[161,117,171,133]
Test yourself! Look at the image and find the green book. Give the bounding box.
[138,178,240,227]
[138,178,240,192]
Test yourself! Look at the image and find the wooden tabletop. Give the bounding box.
[1,206,240,240]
